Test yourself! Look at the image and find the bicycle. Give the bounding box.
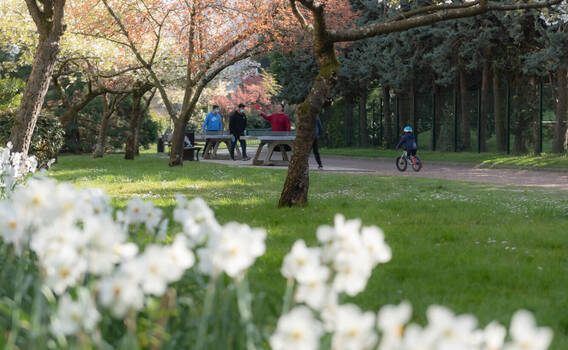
[396,150,422,172]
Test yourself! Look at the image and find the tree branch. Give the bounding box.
[101,0,178,122]
[329,0,562,43]
[289,0,313,33]
[391,1,480,22]
[24,0,45,33]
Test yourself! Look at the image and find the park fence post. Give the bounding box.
[396,95,400,136]
[432,92,436,151]
[454,88,458,152]
[413,91,418,146]
[506,81,511,155]
[539,81,543,154]
[379,98,383,146]
[477,88,482,153]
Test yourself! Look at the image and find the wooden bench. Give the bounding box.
[183,146,201,161]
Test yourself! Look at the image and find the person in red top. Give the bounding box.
[260,105,291,132]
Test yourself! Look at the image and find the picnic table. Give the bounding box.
[249,131,296,166]
[196,132,242,160]
[197,130,296,165]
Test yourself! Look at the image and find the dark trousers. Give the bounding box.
[312,138,322,167]
[406,149,417,158]
[229,135,247,159]
[203,139,215,155]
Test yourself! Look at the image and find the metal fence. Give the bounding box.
[320,82,566,154]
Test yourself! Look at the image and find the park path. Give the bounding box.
[202,149,568,191]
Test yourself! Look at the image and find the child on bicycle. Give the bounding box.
[396,126,418,164]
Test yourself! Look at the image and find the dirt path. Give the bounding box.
[201,149,568,191]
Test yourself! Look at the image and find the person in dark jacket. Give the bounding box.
[396,126,418,162]
[313,117,324,169]
[229,103,250,161]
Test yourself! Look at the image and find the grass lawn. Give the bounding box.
[48,153,568,348]
[320,147,568,169]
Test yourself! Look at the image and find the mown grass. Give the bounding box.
[48,153,568,348]
[320,147,568,169]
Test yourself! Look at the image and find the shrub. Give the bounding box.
[0,113,65,167]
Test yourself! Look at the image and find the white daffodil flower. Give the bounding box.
[163,235,195,282]
[50,288,100,336]
[270,306,323,350]
[281,239,322,280]
[0,201,26,250]
[425,305,479,349]
[174,196,221,247]
[377,301,412,345]
[331,303,377,350]
[42,244,87,295]
[124,197,147,224]
[137,245,171,296]
[98,273,144,318]
[207,222,266,278]
[294,262,330,310]
[361,226,392,265]
[332,250,373,296]
[483,321,506,350]
[504,310,553,350]
[82,216,128,275]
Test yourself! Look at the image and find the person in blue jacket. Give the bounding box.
[202,105,223,157]
[396,126,418,163]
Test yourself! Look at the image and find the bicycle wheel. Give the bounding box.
[396,156,407,171]
[412,156,421,172]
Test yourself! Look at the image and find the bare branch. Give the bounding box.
[71,32,132,48]
[289,0,313,33]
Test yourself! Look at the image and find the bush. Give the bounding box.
[0,113,65,167]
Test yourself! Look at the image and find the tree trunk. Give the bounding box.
[345,96,354,146]
[134,110,143,156]
[169,118,187,166]
[9,31,63,156]
[512,78,531,154]
[125,89,143,160]
[480,61,490,152]
[493,65,506,152]
[552,70,567,153]
[279,15,339,207]
[564,123,568,152]
[359,92,369,147]
[431,85,442,151]
[94,105,111,158]
[94,93,123,158]
[383,85,393,147]
[533,78,540,154]
[133,89,155,156]
[459,68,471,150]
[409,80,416,129]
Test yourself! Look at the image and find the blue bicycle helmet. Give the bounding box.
[403,126,413,133]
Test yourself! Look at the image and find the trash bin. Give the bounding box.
[157,138,164,152]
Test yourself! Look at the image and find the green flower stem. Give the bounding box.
[235,276,259,350]
[195,276,217,350]
[281,277,295,316]
[5,252,28,350]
